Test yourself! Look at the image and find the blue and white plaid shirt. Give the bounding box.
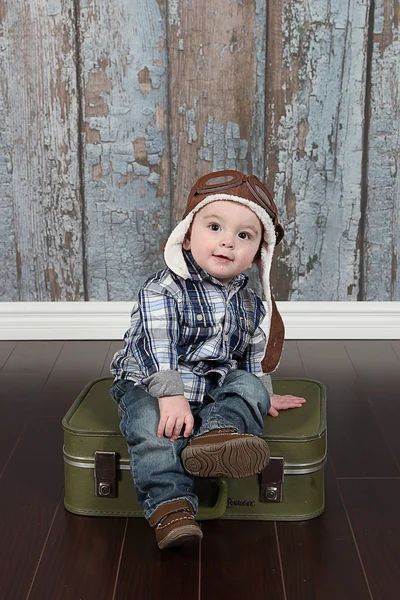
[111,251,269,404]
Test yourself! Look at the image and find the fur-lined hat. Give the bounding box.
[164,170,285,372]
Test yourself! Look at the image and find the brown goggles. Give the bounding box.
[187,170,284,245]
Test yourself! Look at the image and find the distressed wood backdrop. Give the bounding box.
[0,0,399,302]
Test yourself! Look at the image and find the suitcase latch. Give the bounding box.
[95,451,117,498]
[260,457,284,503]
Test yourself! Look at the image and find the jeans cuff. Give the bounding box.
[145,496,199,521]
[195,419,236,437]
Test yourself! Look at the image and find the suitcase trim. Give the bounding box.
[63,446,327,476]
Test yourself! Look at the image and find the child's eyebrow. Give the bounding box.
[201,213,221,221]
[201,213,260,235]
[241,224,260,234]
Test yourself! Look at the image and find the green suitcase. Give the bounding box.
[63,377,326,521]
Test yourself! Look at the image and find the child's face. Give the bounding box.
[183,200,262,285]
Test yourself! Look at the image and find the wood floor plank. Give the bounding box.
[0,373,44,474]
[391,341,400,360]
[0,342,64,474]
[27,508,127,600]
[274,340,306,378]
[101,341,123,377]
[297,341,357,381]
[37,341,112,417]
[0,340,63,374]
[298,341,399,477]
[200,520,285,599]
[0,339,398,599]
[344,341,400,467]
[339,478,400,600]
[0,341,18,370]
[277,460,371,600]
[114,518,200,600]
[344,341,400,388]
[0,417,64,600]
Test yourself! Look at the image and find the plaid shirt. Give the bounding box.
[110,251,268,403]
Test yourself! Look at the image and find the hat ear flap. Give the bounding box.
[261,295,285,372]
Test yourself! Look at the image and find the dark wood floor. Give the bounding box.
[0,340,399,600]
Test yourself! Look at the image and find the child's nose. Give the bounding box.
[220,235,234,248]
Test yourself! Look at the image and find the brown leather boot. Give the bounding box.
[181,428,270,478]
[149,499,203,550]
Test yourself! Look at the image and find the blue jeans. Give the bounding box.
[110,369,270,520]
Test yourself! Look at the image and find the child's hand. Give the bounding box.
[268,394,306,417]
[157,395,194,441]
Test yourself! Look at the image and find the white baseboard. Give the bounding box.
[0,302,399,340]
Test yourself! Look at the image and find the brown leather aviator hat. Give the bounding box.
[164,170,285,373]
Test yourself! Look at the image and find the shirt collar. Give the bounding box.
[183,250,248,290]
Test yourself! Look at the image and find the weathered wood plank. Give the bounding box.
[364,0,400,300]
[266,1,370,300]
[80,0,171,300]
[168,0,267,223]
[0,0,84,300]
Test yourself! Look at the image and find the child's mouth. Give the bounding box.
[213,254,232,263]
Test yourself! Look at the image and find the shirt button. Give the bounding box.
[196,314,203,321]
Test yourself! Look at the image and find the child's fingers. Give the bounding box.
[281,395,306,403]
[268,406,279,417]
[277,397,305,410]
[170,418,184,441]
[157,416,167,438]
[183,413,194,437]
[164,417,178,439]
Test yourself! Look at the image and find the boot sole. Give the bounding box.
[158,525,203,550]
[181,436,270,478]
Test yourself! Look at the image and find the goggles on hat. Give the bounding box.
[187,170,284,245]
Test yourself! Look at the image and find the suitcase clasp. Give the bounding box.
[260,457,284,503]
[95,451,117,498]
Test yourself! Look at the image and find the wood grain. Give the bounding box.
[339,478,400,600]
[0,0,84,300]
[0,341,63,474]
[343,341,400,468]
[1,2,400,302]
[266,0,369,300]
[168,0,266,222]
[200,520,285,600]
[0,340,399,598]
[27,509,127,600]
[364,0,400,300]
[80,0,171,300]
[277,461,371,600]
[297,341,400,477]
[37,340,112,417]
[0,418,64,600]
[274,340,306,378]
[114,518,200,600]
[0,341,17,369]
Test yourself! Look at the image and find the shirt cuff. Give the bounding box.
[260,373,273,395]
[143,370,185,398]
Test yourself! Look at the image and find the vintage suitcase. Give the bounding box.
[63,377,326,521]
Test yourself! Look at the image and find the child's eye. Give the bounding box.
[209,223,220,231]
[238,231,250,240]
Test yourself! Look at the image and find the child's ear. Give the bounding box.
[183,233,191,250]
